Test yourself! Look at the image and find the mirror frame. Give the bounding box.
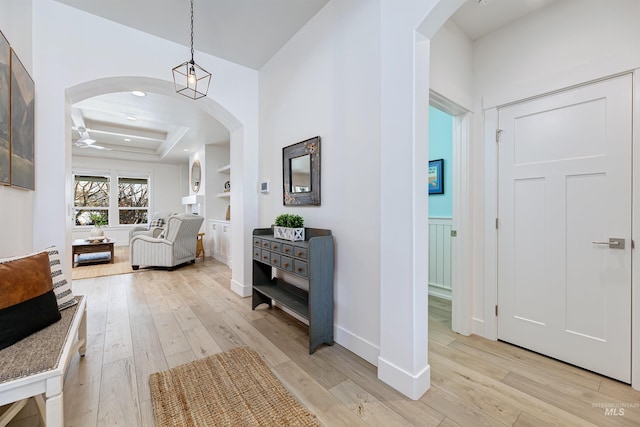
[283,136,321,206]
[191,159,201,193]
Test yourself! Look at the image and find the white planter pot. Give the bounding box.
[90,226,104,237]
[273,226,304,242]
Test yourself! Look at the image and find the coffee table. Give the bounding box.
[72,238,115,267]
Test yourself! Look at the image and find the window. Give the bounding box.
[118,176,149,224]
[73,172,150,226]
[74,175,110,226]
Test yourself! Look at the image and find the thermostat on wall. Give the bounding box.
[260,180,270,194]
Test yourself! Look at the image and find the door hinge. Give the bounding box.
[495,218,499,230]
[451,230,457,237]
[633,240,635,250]
[496,129,503,143]
[495,305,498,316]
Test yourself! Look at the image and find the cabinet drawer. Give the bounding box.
[261,249,271,263]
[261,239,271,249]
[281,244,293,256]
[294,259,308,277]
[270,241,282,252]
[293,247,308,260]
[280,255,293,272]
[253,237,261,247]
[270,254,281,268]
[253,246,261,260]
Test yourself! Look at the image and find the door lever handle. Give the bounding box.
[592,238,625,249]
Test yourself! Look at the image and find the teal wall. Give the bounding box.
[428,106,453,218]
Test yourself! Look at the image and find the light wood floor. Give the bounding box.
[6,258,640,426]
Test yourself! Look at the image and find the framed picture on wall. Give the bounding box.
[10,49,35,190]
[0,31,9,186]
[428,159,444,194]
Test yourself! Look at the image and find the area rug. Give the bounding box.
[149,346,320,427]
[71,246,138,280]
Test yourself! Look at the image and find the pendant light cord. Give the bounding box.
[190,0,195,64]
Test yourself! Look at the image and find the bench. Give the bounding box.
[0,296,86,426]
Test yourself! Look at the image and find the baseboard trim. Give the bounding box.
[334,325,380,367]
[230,279,251,298]
[428,284,452,300]
[472,317,486,337]
[213,254,231,267]
[377,356,430,400]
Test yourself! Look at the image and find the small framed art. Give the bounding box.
[428,159,444,195]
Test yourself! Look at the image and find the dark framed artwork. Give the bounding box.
[10,49,34,190]
[428,159,444,195]
[283,136,321,206]
[0,31,9,185]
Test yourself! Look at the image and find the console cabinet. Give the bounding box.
[251,227,334,354]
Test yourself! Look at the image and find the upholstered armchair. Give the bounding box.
[128,211,173,242]
[130,214,205,270]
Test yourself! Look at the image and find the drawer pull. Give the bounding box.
[272,259,278,264]
[283,263,289,267]
[263,256,268,259]
[284,248,290,253]
[297,268,303,272]
[263,242,269,247]
[296,251,302,256]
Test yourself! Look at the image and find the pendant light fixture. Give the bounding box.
[172,0,211,100]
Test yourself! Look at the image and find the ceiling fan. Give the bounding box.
[74,126,111,150]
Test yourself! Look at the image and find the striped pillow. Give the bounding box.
[45,246,77,311]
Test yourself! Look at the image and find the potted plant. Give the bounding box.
[89,212,107,238]
[273,213,305,241]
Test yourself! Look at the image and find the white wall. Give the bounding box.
[475,0,640,108]
[470,0,640,336]
[260,0,382,363]
[430,19,473,111]
[71,155,185,245]
[0,0,33,258]
[29,0,259,278]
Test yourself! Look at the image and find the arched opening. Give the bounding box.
[64,76,252,292]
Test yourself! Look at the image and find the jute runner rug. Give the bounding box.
[149,346,321,427]
[71,246,138,280]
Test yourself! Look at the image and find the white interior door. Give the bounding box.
[497,74,632,383]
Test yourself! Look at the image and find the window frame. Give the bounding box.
[72,169,151,228]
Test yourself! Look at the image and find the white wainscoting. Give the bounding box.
[429,217,452,300]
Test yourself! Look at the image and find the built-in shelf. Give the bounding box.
[216,192,231,198]
[217,164,231,174]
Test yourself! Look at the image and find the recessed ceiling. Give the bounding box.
[71,91,229,164]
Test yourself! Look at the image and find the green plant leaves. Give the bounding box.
[274,213,304,228]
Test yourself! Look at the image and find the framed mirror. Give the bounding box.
[283,136,320,206]
[191,159,201,193]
